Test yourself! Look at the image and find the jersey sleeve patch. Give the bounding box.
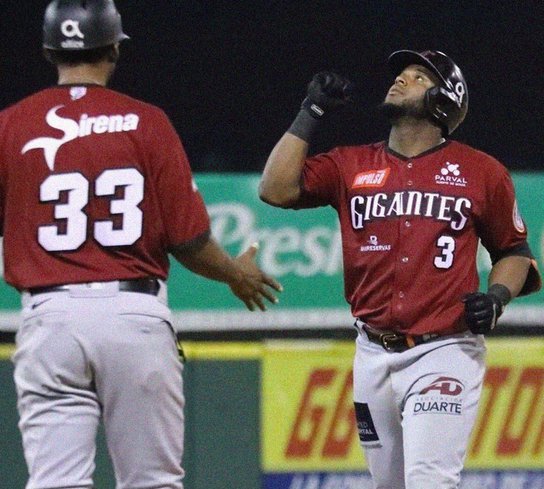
[512,200,525,233]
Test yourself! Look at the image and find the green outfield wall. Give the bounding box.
[0,344,261,489]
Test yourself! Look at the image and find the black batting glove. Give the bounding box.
[462,284,511,334]
[288,71,353,141]
[302,71,354,119]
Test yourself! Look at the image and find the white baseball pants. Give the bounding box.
[13,282,184,489]
[353,327,486,489]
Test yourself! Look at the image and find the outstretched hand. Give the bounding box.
[229,243,283,311]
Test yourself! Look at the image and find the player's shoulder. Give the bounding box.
[323,142,386,173]
[0,90,46,119]
[446,139,509,176]
[99,87,168,118]
[0,90,55,133]
[0,103,15,126]
[0,100,17,118]
[329,141,386,159]
[95,88,178,139]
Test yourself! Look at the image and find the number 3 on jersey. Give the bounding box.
[38,168,144,252]
[434,235,456,269]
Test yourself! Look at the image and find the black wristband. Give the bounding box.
[488,283,512,307]
[287,109,320,142]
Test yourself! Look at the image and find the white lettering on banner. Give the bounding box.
[208,203,342,277]
[287,474,375,489]
[289,475,320,489]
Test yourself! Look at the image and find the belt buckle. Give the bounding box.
[380,333,398,351]
[380,333,403,352]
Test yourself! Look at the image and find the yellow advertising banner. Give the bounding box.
[262,340,361,472]
[468,338,544,469]
[261,338,544,472]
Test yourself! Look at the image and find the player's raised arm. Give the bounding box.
[258,72,352,208]
[170,233,282,312]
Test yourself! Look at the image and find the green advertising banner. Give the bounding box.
[0,173,542,331]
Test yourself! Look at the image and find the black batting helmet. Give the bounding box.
[388,50,468,135]
[43,0,129,51]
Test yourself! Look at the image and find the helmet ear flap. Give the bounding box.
[425,86,459,136]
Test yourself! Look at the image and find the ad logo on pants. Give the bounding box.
[413,376,464,415]
[354,402,379,442]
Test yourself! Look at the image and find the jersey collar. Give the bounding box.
[385,139,451,161]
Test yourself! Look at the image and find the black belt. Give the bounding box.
[28,278,160,296]
[361,323,439,353]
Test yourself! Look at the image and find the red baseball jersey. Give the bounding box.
[0,85,210,289]
[297,140,540,335]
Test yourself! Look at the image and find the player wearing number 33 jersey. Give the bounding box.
[0,2,281,488]
[260,50,540,488]
[0,86,207,288]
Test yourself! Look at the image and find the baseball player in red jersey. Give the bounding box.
[259,51,541,488]
[0,1,281,488]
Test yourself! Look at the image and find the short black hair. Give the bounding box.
[44,44,116,66]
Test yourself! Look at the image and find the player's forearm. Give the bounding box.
[260,73,352,208]
[171,237,243,285]
[258,132,308,207]
[488,255,531,299]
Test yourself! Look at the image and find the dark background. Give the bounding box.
[1,1,542,172]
